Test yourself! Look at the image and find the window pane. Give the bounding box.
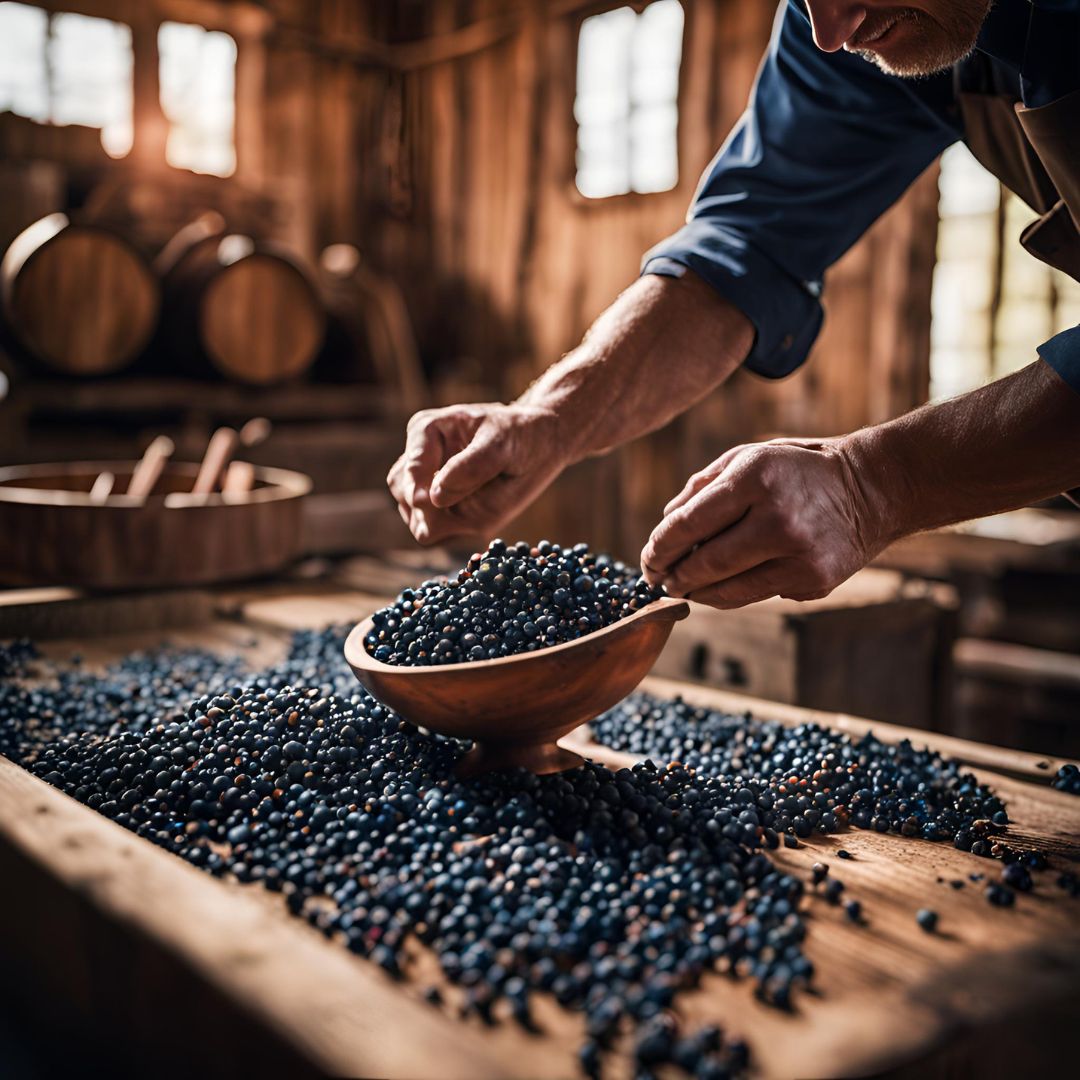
[630,102,678,193]
[159,20,237,177]
[929,144,999,399]
[0,2,49,122]
[575,1,682,198]
[1053,270,1080,336]
[931,142,1080,399]
[49,11,133,157]
[631,0,683,106]
[936,142,999,217]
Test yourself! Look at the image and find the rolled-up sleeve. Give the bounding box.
[643,0,959,378]
[1038,325,1080,394]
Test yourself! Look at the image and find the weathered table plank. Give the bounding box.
[2,589,1079,1078]
[570,683,1080,1077]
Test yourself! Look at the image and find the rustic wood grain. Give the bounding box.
[159,225,326,386]
[0,757,519,1080]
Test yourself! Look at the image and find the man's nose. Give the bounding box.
[804,1,869,52]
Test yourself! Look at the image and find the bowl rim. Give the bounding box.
[0,460,312,508]
[344,594,690,677]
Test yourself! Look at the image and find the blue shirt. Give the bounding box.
[643,0,1080,393]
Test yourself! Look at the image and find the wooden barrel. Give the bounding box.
[158,216,325,385]
[0,213,160,376]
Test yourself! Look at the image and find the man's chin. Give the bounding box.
[847,11,981,79]
[850,42,973,79]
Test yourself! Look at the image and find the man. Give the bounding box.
[388,0,1080,609]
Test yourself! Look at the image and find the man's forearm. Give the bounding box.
[518,272,754,463]
[845,358,1080,547]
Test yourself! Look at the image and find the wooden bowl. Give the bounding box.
[0,461,311,590]
[344,595,690,777]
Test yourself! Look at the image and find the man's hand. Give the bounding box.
[640,437,885,608]
[641,358,1080,609]
[386,402,568,544]
[387,275,753,546]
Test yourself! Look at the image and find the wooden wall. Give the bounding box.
[0,0,941,560]
[338,0,941,554]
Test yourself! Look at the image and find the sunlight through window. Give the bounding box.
[575,0,684,199]
[0,2,132,157]
[159,21,237,177]
[930,143,1080,401]
[49,11,133,157]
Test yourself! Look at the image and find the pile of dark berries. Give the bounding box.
[5,632,763,1078]
[592,694,1009,844]
[591,693,1078,911]
[4,624,1079,1077]
[363,540,663,666]
[0,640,251,766]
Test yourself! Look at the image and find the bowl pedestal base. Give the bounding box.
[454,740,585,779]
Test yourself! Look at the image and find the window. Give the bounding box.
[0,5,237,173]
[574,0,684,199]
[159,21,237,177]
[0,2,133,157]
[929,143,1080,400]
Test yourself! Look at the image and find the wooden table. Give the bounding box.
[1,584,1078,1078]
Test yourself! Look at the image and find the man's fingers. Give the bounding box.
[401,424,449,507]
[641,479,751,584]
[686,559,791,609]
[663,448,741,516]
[663,473,712,518]
[395,408,481,508]
[663,511,784,598]
[430,428,507,509]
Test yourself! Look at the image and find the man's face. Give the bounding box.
[803,1,992,77]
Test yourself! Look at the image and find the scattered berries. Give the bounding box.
[1052,763,1080,795]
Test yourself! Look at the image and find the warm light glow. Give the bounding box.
[575,0,683,199]
[159,21,237,177]
[930,143,1080,401]
[0,2,132,158]
[49,11,133,157]
[0,3,48,121]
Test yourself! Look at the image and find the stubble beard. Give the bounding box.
[850,2,992,79]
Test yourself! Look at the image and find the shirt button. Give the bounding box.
[781,334,794,350]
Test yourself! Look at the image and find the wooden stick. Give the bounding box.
[126,435,175,500]
[89,471,114,504]
[239,417,272,449]
[191,428,239,496]
[223,460,256,496]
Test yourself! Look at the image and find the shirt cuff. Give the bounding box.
[641,218,824,379]
[1037,324,1080,395]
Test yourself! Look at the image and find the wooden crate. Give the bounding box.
[876,509,1080,653]
[1,585,1078,1077]
[953,638,1080,759]
[651,568,957,732]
